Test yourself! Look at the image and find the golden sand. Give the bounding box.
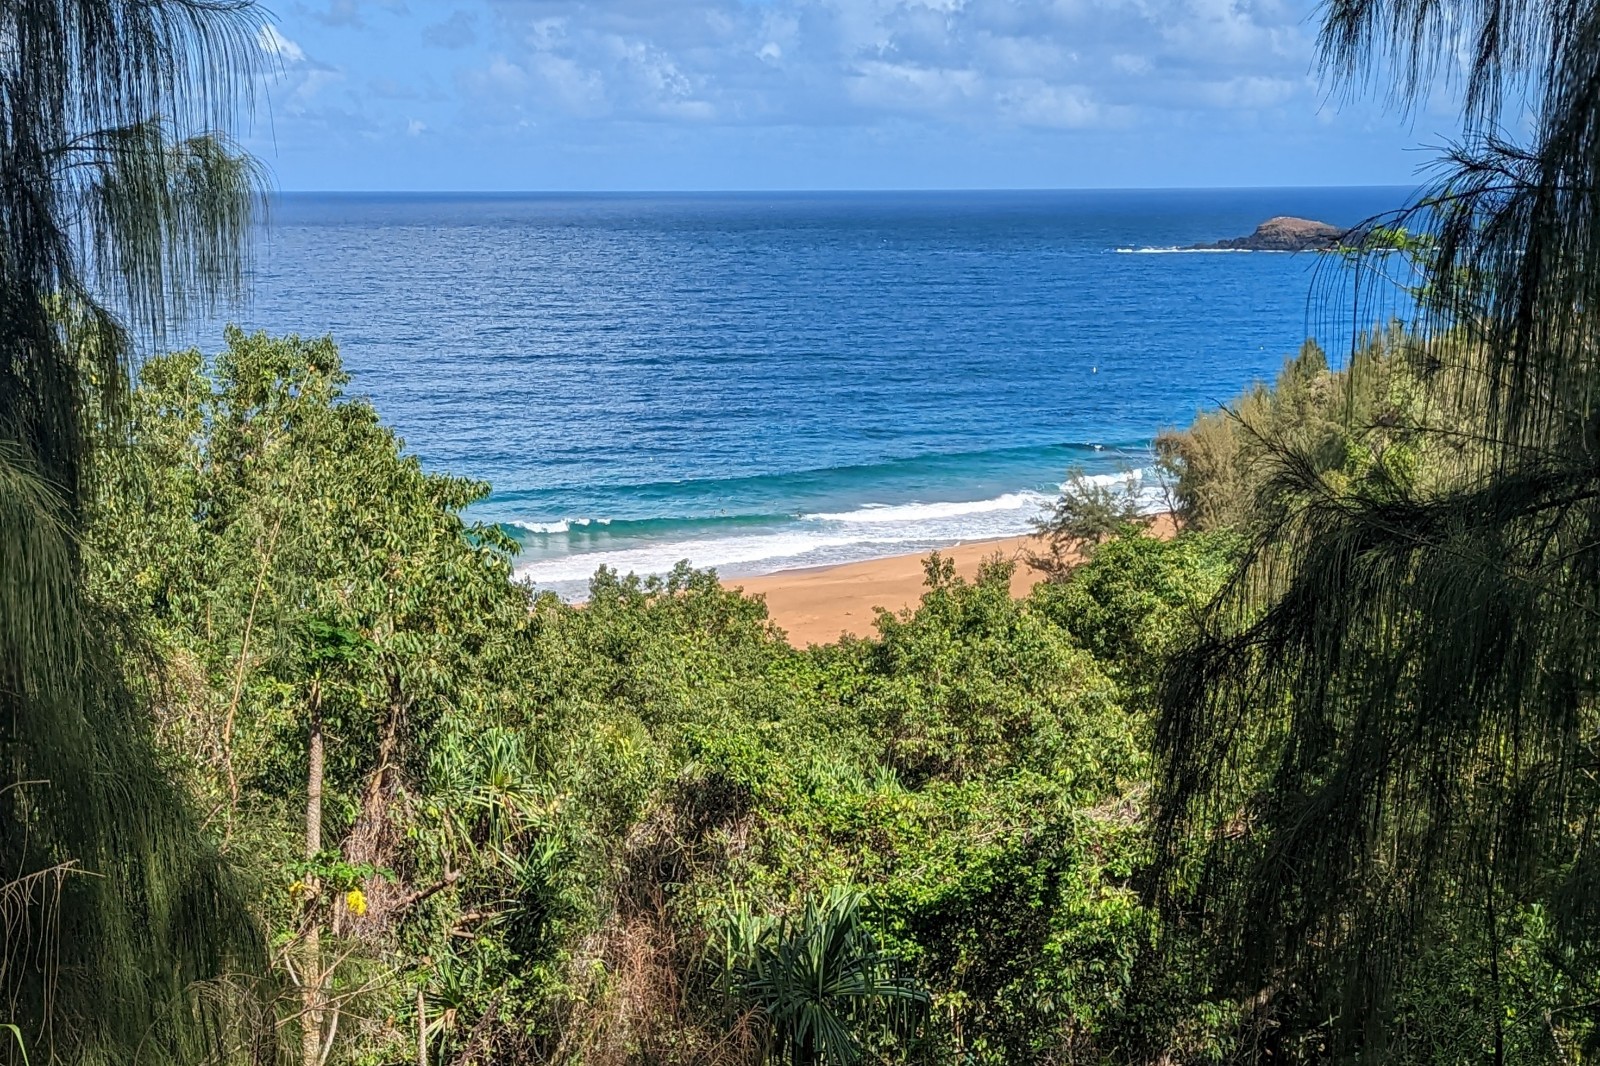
[727,515,1177,647]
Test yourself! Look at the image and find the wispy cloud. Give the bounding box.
[423,10,479,49]
[245,0,1441,188]
[466,0,1317,128]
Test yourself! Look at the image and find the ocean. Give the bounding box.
[201,188,1414,598]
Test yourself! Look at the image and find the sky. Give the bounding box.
[248,0,1466,191]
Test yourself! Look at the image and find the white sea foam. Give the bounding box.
[512,517,612,534]
[1076,470,1138,487]
[803,491,1050,524]
[514,471,1173,600]
[1114,246,1256,254]
[517,529,919,586]
[515,493,1054,596]
[1070,468,1172,513]
[514,519,570,534]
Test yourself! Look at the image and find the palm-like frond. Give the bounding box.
[716,887,928,1065]
[1,1,271,1063]
[1,0,266,501]
[1155,0,1600,1053]
[1319,0,1578,124]
[77,122,267,335]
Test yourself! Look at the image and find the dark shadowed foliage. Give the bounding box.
[0,2,272,1063]
[1154,0,1600,1057]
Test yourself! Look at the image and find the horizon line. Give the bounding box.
[270,182,1421,196]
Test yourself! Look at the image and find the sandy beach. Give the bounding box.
[726,534,1049,646]
[730,516,1178,646]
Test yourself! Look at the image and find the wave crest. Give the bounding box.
[1114,246,1257,254]
[509,468,1167,600]
[512,517,613,535]
[803,491,1050,524]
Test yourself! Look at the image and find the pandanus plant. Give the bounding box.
[714,887,928,1066]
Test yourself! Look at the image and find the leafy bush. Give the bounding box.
[91,328,1539,1065]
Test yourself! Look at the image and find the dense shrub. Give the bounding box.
[82,328,1577,1065]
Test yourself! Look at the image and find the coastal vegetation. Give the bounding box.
[76,328,1242,1065]
[20,320,1585,1065]
[0,2,271,1064]
[5,0,1600,1064]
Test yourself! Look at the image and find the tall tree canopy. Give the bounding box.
[1155,0,1600,1058]
[0,2,269,1063]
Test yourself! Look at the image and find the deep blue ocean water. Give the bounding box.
[195,188,1415,597]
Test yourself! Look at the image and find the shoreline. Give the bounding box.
[726,533,1049,646]
[727,516,1177,646]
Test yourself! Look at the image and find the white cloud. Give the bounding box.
[259,24,308,65]
[464,0,1328,130]
[846,61,983,113]
[423,10,478,48]
[253,20,358,135]
[482,54,530,93]
[1188,74,1304,110]
[999,82,1120,128]
[533,53,607,114]
[234,0,1443,188]
[1112,53,1151,76]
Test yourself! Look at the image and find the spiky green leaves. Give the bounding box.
[715,886,929,1066]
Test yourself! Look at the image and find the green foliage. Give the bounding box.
[1150,0,1600,1055]
[818,554,1131,786]
[1151,317,1600,1060]
[0,1028,26,1066]
[88,330,536,1064]
[1155,329,1430,533]
[714,887,928,1065]
[80,336,1268,1064]
[1027,467,1151,576]
[0,3,273,1063]
[1031,531,1239,710]
[90,313,1594,1065]
[16,2,1592,1062]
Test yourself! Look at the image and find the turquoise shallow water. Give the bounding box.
[196,188,1414,597]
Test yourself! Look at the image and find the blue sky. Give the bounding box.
[249,0,1463,190]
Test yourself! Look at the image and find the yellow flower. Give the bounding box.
[288,879,306,897]
[345,888,368,917]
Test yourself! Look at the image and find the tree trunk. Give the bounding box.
[302,678,325,1066]
[222,510,285,833]
[340,669,408,933]
[416,987,428,1066]
[346,670,405,868]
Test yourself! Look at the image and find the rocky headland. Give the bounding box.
[1190,215,1348,252]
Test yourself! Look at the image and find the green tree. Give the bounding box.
[1154,1,1600,1056]
[1027,467,1151,577]
[1155,331,1428,534]
[825,555,1129,786]
[89,331,536,1065]
[1031,531,1238,714]
[0,3,270,1063]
